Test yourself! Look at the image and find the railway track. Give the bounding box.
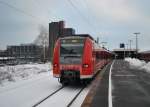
[67,86,86,107]
[32,85,86,107]
[32,86,65,107]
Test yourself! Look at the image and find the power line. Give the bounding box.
[83,0,103,35]
[33,0,62,22]
[67,0,93,27]
[0,0,47,24]
[84,0,98,27]
[33,0,53,22]
[66,0,96,33]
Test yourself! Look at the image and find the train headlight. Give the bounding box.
[83,64,89,68]
[54,64,57,67]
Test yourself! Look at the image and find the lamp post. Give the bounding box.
[101,42,107,49]
[129,39,133,57]
[133,32,140,57]
[125,43,129,57]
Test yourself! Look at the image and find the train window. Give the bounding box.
[60,44,83,56]
[60,44,84,64]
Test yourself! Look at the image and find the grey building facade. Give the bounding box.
[49,21,75,61]
[113,49,137,59]
[6,44,43,63]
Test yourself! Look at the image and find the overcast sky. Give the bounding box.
[0,0,150,51]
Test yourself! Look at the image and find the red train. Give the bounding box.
[53,34,112,85]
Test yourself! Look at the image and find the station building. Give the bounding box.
[113,49,137,59]
[7,44,43,62]
[138,50,150,62]
[0,44,43,64]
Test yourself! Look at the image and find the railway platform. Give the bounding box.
[82,60,150,107]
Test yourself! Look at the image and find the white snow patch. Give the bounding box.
[125,57,146,67]
[0,72,61,107]
[142,62,150,73]
[125,57,150,73]
[0,62,90,107]
[0,62,52,86]
[71,86,90,107]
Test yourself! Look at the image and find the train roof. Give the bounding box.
[60,34,94,40]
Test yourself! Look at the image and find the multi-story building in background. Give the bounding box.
[49,21,64,61]
[60,28,75,37]
[49,21,75,61]
[7,44,43,63]
[0,44,43,64]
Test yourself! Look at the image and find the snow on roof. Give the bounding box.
[0,57,15,60]
[113,48,137,52]
[139,50,150,54]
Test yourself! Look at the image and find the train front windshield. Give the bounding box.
[60,39,84,64]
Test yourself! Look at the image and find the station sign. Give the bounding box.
[120,43,125,48]
[61,39,84,44]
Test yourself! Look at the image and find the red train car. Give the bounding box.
[53,34,112,84]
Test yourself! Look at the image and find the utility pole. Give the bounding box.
[133,32,140,57]
[125,43,128,57]
[97,37,99,44]
[129,40,133,57]
[124,45,126,59]
[43,41,46,63]
[101,42,107,49]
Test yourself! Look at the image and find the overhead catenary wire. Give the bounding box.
[83,0,99,29]
[83,0,104,38]
[0,0,47,25]
[33,0,58,22]
[66,0,97,34]
[66,0,94,28]
[34,0,67,22]
[1,0,98,36]
[78,0,109,42]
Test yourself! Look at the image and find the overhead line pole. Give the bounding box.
[133,32,140,57]
[129,39,132,57]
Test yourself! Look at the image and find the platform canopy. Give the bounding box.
[113,48,137,59]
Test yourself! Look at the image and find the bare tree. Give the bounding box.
[34,25,49,62]
[34,25,48,46]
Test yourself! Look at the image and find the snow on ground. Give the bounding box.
[125,57,150,73]
[125,58,146,67]
[0,63,51,86]
[0,63,90,107]
[0,71,62,107]
[142,62,150,73]
[71,86,90,107]
[37,86,89,107]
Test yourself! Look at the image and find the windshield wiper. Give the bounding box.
[62,55,81,58]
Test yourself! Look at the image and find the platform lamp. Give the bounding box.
[101,42,107,49]
[129,39,133,57]
[125,43,129,57]
[133,32,140,57]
